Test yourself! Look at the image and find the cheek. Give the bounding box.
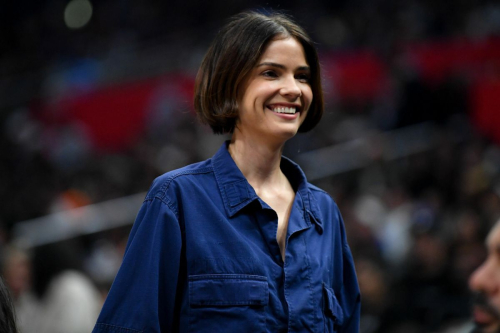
[304,86,313,108]
[256,83,277,100]
[241,84,272,108]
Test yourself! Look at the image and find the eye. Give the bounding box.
[262,70,278,78]
[296,73,310,83]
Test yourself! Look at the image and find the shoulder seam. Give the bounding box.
[159,167,213,194]
[143,196,179,218]
[146,167,214,216]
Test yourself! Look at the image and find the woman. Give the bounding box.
[93,11,360,333]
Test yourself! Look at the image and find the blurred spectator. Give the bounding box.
[356,257,391,333]
[0,246,31,302]
[84,234,128,297]
[14,241,101,333]
[0,275,18,333]
[378,186,413,268]
[469,220,500,333]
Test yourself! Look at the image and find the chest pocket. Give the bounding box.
[323,283,344,332]
[188,274,268,333]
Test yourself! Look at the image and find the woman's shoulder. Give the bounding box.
[305,182,340,210]
[146,158,215,199]
[306,183,333,200]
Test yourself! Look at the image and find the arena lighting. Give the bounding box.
[64,0,93,29]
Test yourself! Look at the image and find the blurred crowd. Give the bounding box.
[1,0,500,332]
[331,130,500,332]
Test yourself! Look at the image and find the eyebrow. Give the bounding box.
[256,62,310,71]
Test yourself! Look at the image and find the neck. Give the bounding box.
[228,134,286,191]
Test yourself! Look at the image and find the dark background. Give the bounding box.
[1,1,500,332]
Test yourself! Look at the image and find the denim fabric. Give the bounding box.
[93,141,360,333]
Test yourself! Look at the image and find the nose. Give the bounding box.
[280,75,302,99]
[470,259,499,296]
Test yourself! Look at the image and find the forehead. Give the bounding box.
[259,37,307,64]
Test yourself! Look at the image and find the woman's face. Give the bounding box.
[235,36,313,144]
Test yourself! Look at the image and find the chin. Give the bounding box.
[279,124,302,137]
[278,130,300,142]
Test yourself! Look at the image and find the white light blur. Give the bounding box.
[64,0,93,29]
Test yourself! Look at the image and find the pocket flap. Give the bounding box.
[189,274,268,307]
[323,284,344,325]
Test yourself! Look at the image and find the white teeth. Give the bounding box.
[272,107,296,114]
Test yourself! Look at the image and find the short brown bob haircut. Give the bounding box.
[194,11,324,134]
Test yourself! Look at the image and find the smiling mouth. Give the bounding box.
[268,106,298,114]
[473,306,500,329]
[472,292,500,329]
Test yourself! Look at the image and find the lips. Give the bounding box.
[473,306,497,326]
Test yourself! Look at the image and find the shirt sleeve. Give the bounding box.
[339,242,361,333]
[337,210,361,333]
[93,197,182,333]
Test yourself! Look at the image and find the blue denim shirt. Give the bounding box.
[93,142,360,333]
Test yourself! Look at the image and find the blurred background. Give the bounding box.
[1,0,500,332]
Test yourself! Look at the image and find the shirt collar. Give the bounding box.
[211,141,323,232]
[211,141,258,217]
[280,154,324,234]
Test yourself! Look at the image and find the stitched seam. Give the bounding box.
[189,275,268,306]
[95,323,143,333]
[191,300,264,305]
[146,167,213,201]
[145,167,214,217]
[189,274,267,281]
[297,191,311,227]
[212,160,232,215]
[159,167,213,193]
[302,236,318,332]
[142,196,179,220]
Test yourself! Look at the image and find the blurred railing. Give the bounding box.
[12,192,145,249]
[12,118,468,248]
[297,121,439,181]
